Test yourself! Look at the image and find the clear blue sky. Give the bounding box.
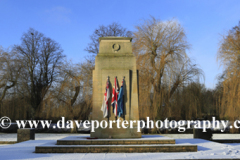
[1,0,239,89]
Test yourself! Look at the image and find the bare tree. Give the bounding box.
[43,60,92,132]
[85,22,132,54]
[14,28,65,118]
[217,21,240,130]
[0,47,22,103]
[218,21,240,73]
[133,17,203,119]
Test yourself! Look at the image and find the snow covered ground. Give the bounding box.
[0,133,240,159]
[0,133,90,141]
[164,134,240,139]
[1,133,240,141]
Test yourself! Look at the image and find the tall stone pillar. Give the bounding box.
[91,37,141,138]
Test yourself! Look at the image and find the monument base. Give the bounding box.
[90,126,141,139]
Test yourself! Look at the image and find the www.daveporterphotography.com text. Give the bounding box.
[1,117,238,133]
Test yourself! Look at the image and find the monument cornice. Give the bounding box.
[96,53,134,57]
[99,37,132,42]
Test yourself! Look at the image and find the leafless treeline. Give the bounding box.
[1,17,239,133]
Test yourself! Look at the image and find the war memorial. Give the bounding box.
[91,37,141,139]
[35,37,197,153]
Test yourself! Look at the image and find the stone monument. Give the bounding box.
[91,37,141,138]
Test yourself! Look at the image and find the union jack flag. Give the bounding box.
[111,77,119,117]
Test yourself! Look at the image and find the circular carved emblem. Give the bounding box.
[112,44,120,52]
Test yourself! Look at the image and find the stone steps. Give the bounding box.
[0,141,17,144]
[57,139,176,145]
[35,144,197,153]
[35,135,198,153]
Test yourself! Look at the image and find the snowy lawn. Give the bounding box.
[163,133,240,139]
[0,133,90,141]
[1,133,240,141]
[0,134,240,159]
